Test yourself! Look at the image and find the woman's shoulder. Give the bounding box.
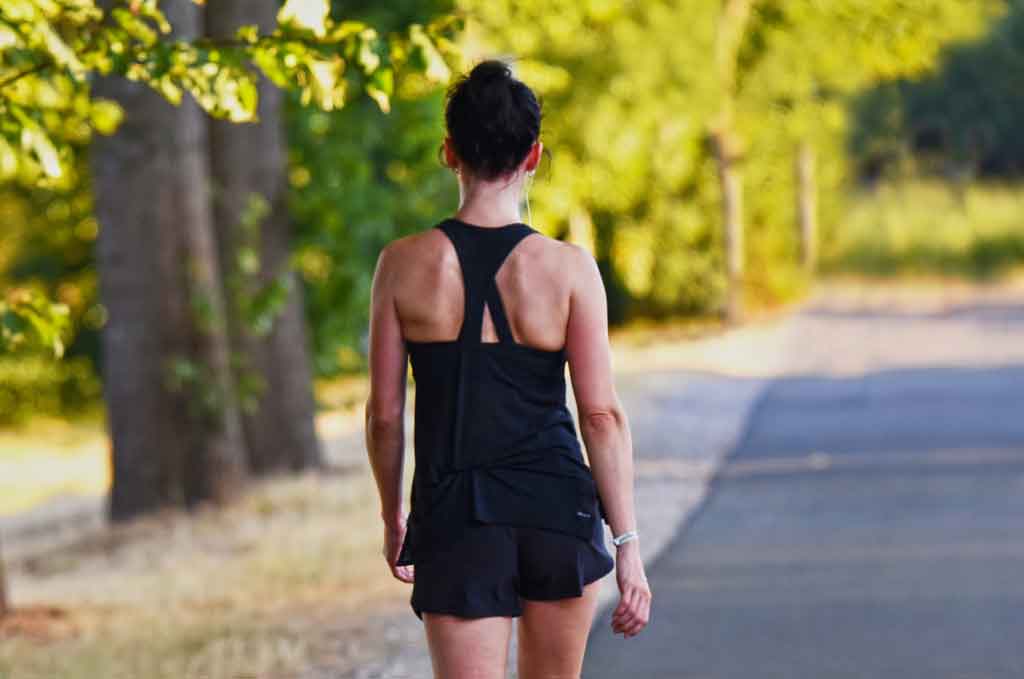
[377,226,450,268]
[516,228,594,269]
[526,234,597,288]
[378,223,595,287]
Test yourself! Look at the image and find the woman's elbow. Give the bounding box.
[365,399,404,434]
[580,406,627,438]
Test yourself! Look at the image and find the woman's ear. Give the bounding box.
[527,140,543,173]
[443,136,460,172]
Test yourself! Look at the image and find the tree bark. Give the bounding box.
[206,0,322,474]
[0,540,8,617]
[796,140,818,273]
[712,129,745,323]
[92,0,248,519]
[712,0,755,324]
[93,64,191,518]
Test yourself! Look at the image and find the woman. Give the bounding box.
[365,58,651,679]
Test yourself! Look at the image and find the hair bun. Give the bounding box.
[443,58,542,181]
[469,60,512,86]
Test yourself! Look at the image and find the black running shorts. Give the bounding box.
[409,519,615,620]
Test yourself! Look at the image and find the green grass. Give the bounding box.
[822,179,1024,281]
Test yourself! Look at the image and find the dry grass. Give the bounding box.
[1,467,414,679]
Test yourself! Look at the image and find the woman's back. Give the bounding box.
[388,217,576,352]
[390,217,606,569]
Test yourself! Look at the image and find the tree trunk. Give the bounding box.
[93,66,192,518]
[712,0,755,324]
[712,129,745,323]
[206,0,322,474]
[1,540,8,617]
[92,0,248,519]
[796,140,818,273]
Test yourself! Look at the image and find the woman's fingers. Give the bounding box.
[623,591,643,637]
[612,586,639,635]
[611,589,632,629]
[392,563,415,583]
[611,592,632,631]
[626,588,651,637]
[612,584,651,638]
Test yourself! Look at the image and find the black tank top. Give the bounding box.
[395,218,606,566]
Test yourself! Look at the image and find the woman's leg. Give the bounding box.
[423,613,513,679]
[517,580,602,679]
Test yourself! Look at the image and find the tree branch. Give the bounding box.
[0,61,52,91]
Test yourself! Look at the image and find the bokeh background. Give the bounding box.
[2,1,1024,677]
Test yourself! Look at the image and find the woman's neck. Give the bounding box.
[456,174,525,227]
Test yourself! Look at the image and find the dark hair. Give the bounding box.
[440,59,550,181]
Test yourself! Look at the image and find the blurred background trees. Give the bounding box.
[461,0,1006,323]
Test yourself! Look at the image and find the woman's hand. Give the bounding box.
[383,516,415,583]
[611,541,651,638]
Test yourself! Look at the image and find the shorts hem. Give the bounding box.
[412,601,523,621]
[519,551,614,603]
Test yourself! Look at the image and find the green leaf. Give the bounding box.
[155,76,183,105]
[0,24,23,50]
[208,68,259,122]
[328,20,369,42]
[357,34,381,73]
[37,20,87,79]
[366,67,393,113]
[134,2,173,34]
[277,0,329,38]
[90,98,124,135]
[0,291,70,358]
[251,47,292,89]
[235,24,260,45]
[246,275,292,337]
[111,8,159,47]
[408,24,450,83]
[20,123,62,179]
[0,136,18,180]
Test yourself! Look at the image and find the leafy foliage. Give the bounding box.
[0,0,461,386]
[0,0,461,186]
[850,1,1023,179]
[0,286,69,356]
[287,0,460,375]
[463,0,1003,316]
[0,287,94,426]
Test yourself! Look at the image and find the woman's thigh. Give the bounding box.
[423,613,513,679]
[517,579,602,679]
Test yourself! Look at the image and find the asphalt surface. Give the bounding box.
[584,287,1024,678]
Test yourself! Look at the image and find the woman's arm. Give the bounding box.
[365,242,413,583]
[565,244,650,638]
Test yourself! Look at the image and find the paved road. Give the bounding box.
[585,281,1024,678]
